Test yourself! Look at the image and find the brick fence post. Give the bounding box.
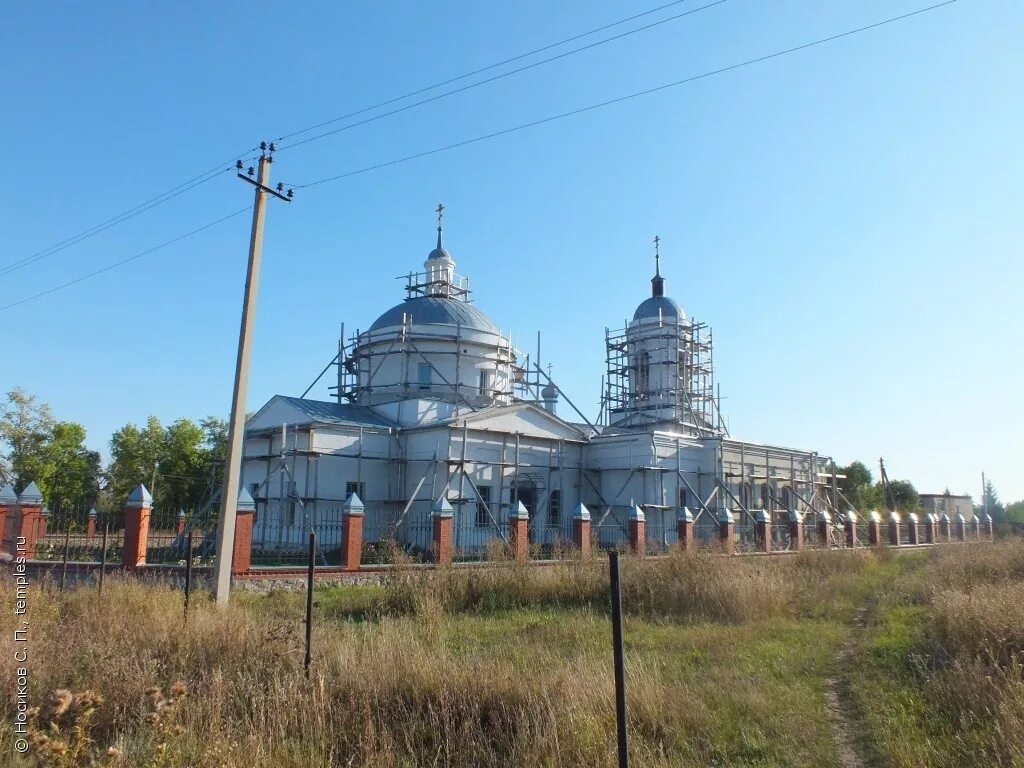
[754,509,771,553]
[508,500,530,563]
[86,507,98,540]
[907,512,920,545]
[970,516,981,541]
[844,511,858,548]
[628,504,645,557]
[887,511,901,546]
[984,513,994,541]
[939,514,951,541]
[817,510,832,548]
[866,511,881,546]
[176,509,187,536]
[15,482,44,560]
[718,508,735,555]
[340,492,365,571]
[432,497,454,566]
[677,507,695,552]
[232,487,255,576]
[956,514,967,542]
[788,509,803,551]
[923,513,935,545]
[122,484,152,569]
[572,503,591,558]
[0,484,16,553]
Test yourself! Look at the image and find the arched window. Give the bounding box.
[549,490,562,525]
[761,484,771,509]
[637,351,651,395]
[781,486,793,511]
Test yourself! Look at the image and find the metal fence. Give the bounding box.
[27,506,121,564]
[146,508,217,566]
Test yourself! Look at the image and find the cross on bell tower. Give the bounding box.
[651,234,665,297]
[436,202,445,249]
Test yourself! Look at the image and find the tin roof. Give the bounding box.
[274,396,395,428]
[369,296,500,334]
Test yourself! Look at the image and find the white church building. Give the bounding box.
[241,210,837,560]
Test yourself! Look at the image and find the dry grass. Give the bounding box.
[850,539,1024,768]
[0,547,929,767]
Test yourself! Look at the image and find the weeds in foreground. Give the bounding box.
[850,540,1024,768]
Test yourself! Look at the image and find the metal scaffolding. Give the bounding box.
[601,317,726,435]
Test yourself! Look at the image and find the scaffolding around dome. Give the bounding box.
[601,317,724,436]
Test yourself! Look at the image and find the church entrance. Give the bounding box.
[510,479,538,516]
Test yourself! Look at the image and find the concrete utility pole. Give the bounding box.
[213,143,292,605]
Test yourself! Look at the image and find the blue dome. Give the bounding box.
[369,296,501,334]
[632,296,684,322]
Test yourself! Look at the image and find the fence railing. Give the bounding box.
[8,495,996,577]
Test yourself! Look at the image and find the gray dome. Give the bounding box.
[427,245,452,261]
[369,296,501,334]
[632,296,684,322]
[541,381,558,399]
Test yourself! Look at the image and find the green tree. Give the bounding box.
[107,417,165,504]
[837,461,882,511]
[885,479,920,512]
[107,415,227,512]
[978,479,1005,520]
[43,423,101,510]
[1004,500,1024,524]
[0,388,101,506]
[160,418,209,511]
[0,387,55,492]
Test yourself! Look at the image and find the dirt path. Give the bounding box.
[824,606,869,768]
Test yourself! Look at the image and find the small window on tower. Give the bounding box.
[479,370,493,395]
[638,351,651,394]
[417,363,432,390]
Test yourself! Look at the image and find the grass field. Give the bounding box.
[2,541,1022,767]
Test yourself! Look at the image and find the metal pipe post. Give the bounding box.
[184,530,194,625]
[98,520,109,595]
[60,520,71,590]
[608,550,629,768]
[304,531,315,678]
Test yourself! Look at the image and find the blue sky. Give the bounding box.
[2,1,1021,501]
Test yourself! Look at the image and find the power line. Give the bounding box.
[295,0,958,190]
[274,0,701,143]
[0,207,249,312]
[0,0,958,312]
[277,0,727,152]
[0,165,236,278]
[1,0,704,278]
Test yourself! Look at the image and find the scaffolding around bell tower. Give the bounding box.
[601,317,727,436]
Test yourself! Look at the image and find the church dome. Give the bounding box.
[369,296,501,334]
[427,244,452,262]
[633,295,685,322]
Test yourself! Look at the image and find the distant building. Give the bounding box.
[919,493,975,521]
[242,211,844,557]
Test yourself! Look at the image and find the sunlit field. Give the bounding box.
[3,541,1022,767]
